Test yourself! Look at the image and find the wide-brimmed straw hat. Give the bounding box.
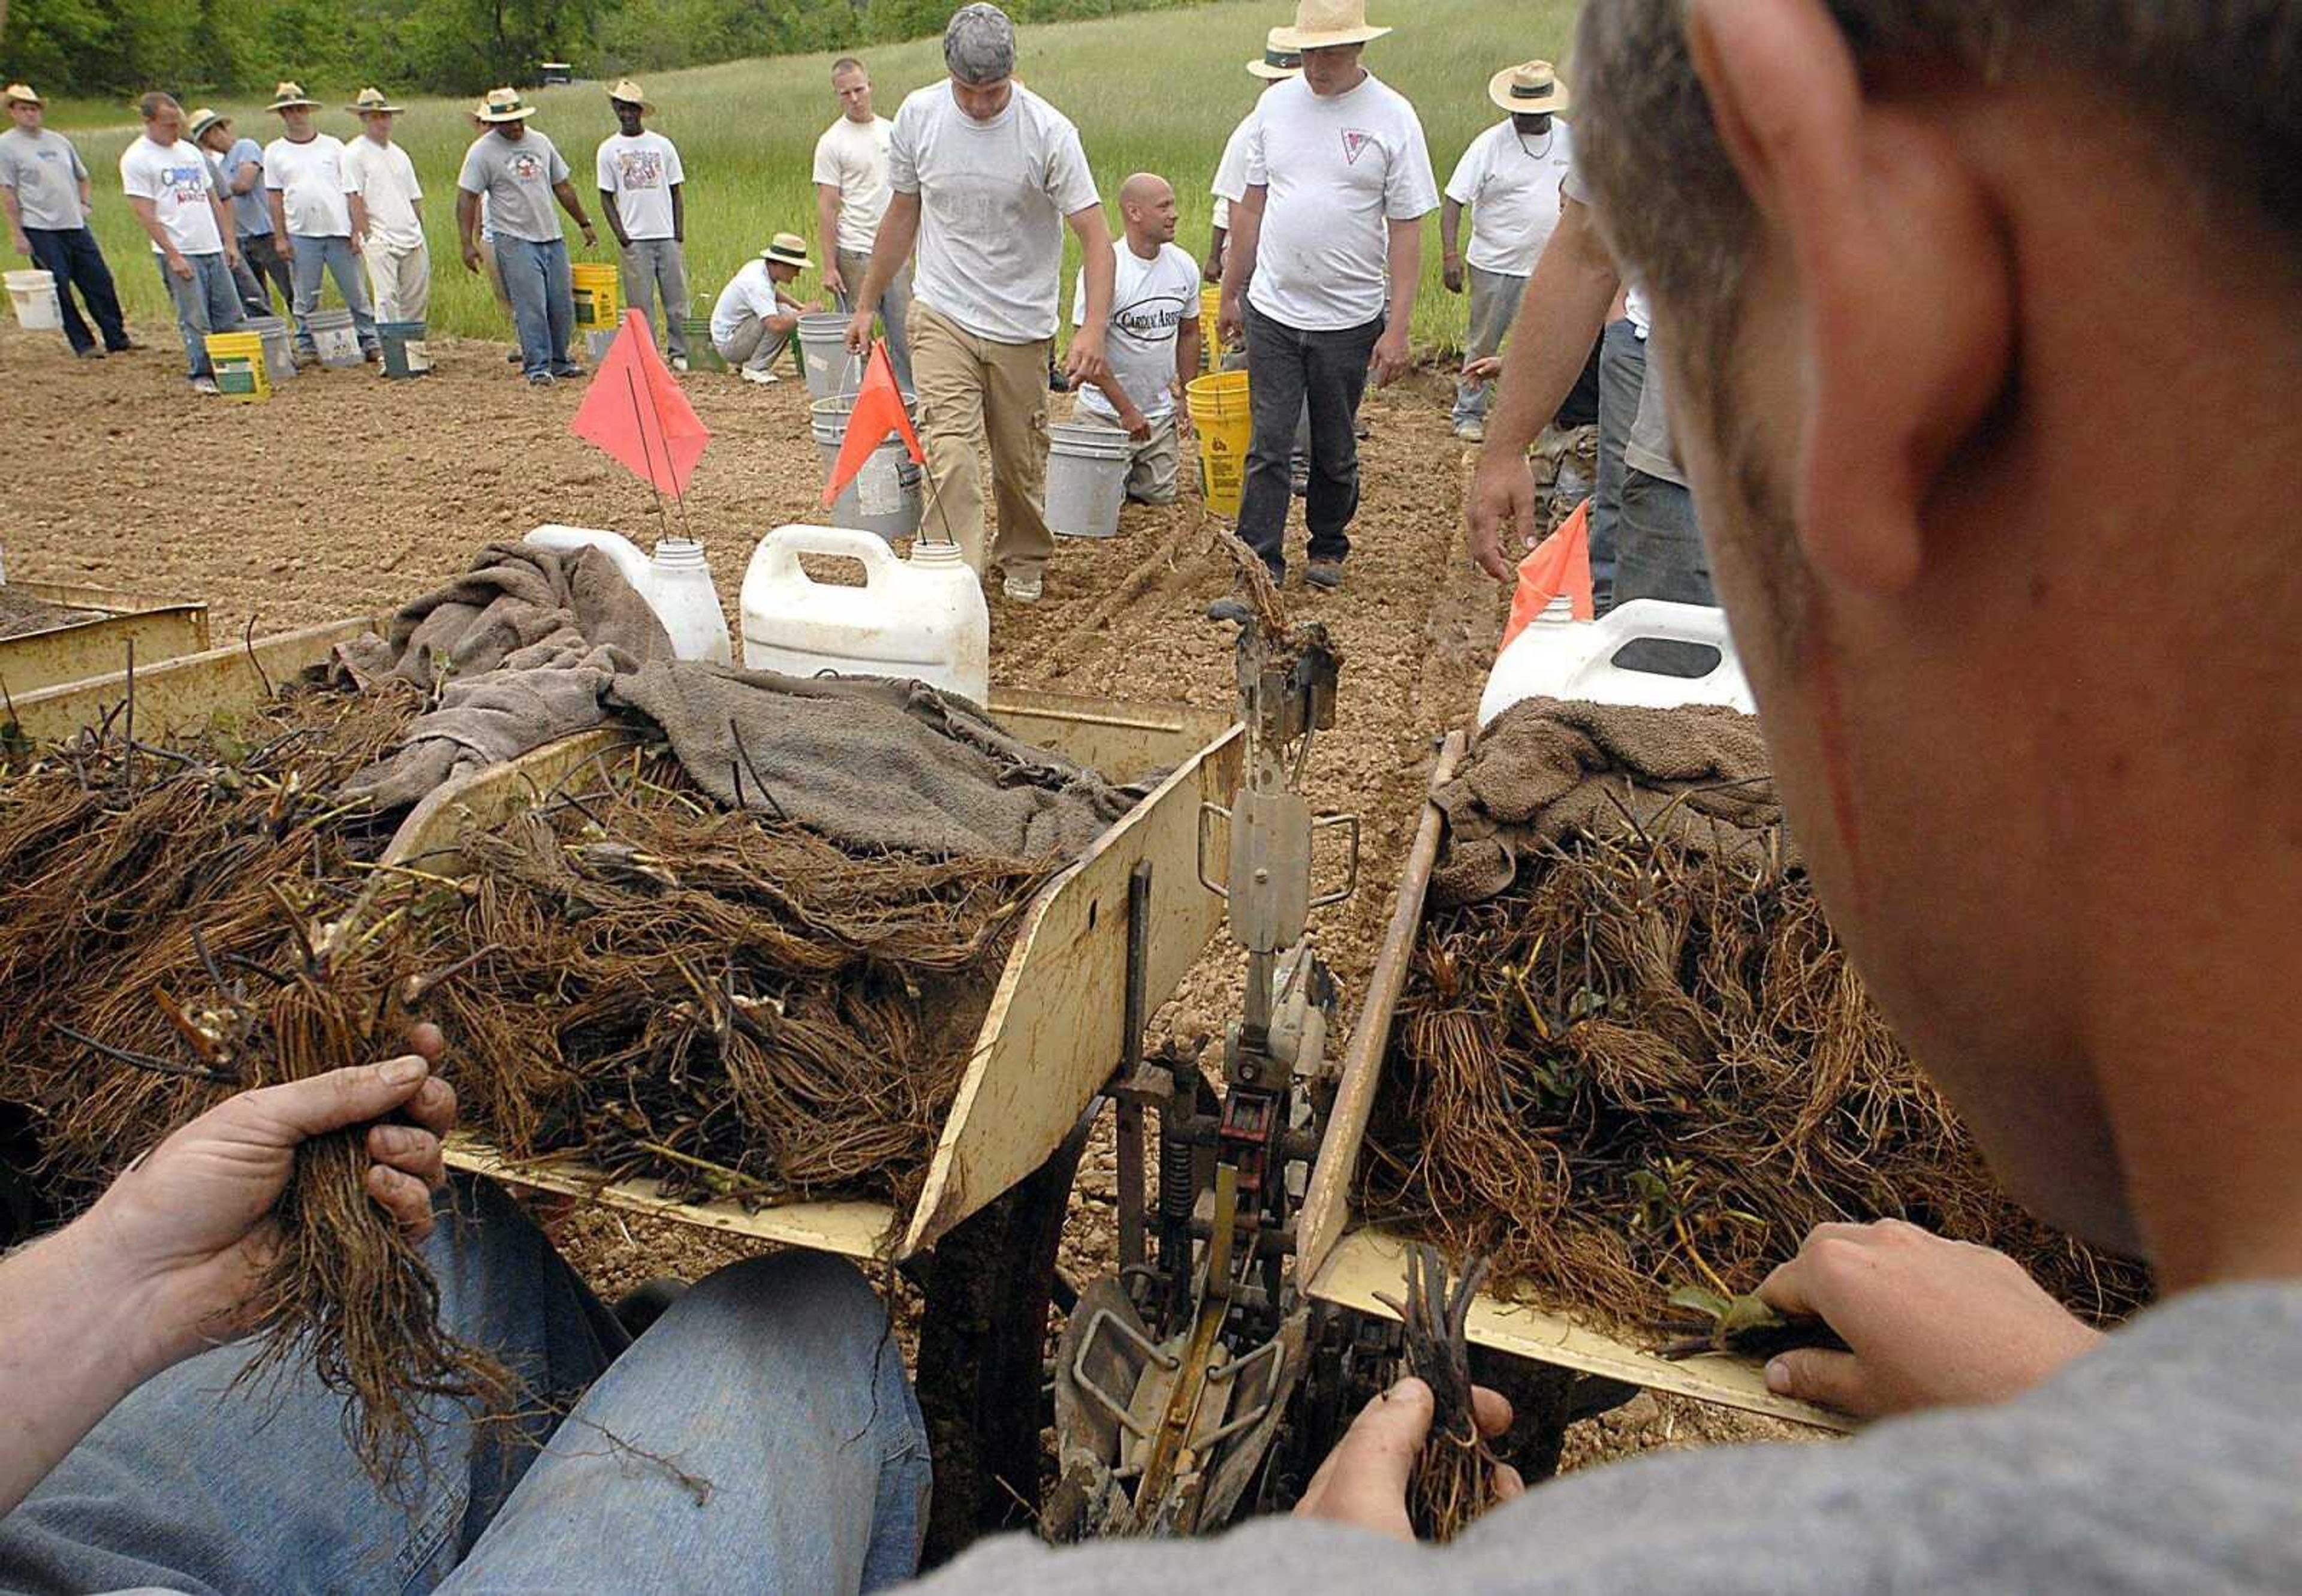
[1273,0,1391,50]
[346,87,404,115]
[1490,60,1569,116]
[1246,29,1305,80]
[607,79,655,113]
[267,81,322,112]
[761,233,813,270]
[2,84,42,107]
[477,86,538,123]
[188,108,231,142]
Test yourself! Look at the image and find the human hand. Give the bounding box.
[1218,293,1243,350]
[1369,325,1412,388]
[224,245,243,272]
[1065,326,1111,390]
[1758,1220,2105,1419]
[348,231,362,257]
[843,307,873,356]
[1201,249,1222,287]
[1121,405,1153,443]
[1461,356,1503,384]
[1174,387,1194,439]
[580,222,598,248]
[1465,444,1539,582]
[1293,1377,1523,1541]
[1443,254,1465,295]
[275,236,296,264]
[165,250,195,281]
[821,261,846,299]
[8,230,29,259]
[462,243,482,275]
[70,1025,456,1378]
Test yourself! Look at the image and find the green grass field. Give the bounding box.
[44,0,1577,353]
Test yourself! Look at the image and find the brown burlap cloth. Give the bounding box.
[333,543,1140,859]
[1432,698,1788,908]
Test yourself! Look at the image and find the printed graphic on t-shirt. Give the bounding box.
[507,149,546,183]
[156,160,210,202]
[1113,290,1190,341]
[612,149,665,191]
[1342,130,1375,165]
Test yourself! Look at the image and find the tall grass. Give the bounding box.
[56,1,1576,353]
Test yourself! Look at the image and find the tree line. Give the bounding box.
[0,0,1198,100]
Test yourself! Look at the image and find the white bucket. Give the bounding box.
[740,524,989,704]
[306,306,362,368]
[1478,599,1754,728]
[798,312,859,400]
[810,394,923,544]
[1045,421,1134,539]
[5,269,61,333]
[244,316,297,384]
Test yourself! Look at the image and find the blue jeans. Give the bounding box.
[495,234,578,379]
[1592,318,1648,615]
[22,225,128,354]
[1616,465,1714,608]
[0,1179,930,1594]
[288,234,379,357]
[153,252,246,380]
[1239,302,1382,575]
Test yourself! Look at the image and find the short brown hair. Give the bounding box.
[137,90,180,122]
[831,56,866,78]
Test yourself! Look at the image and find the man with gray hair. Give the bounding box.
[843,2,1116,606]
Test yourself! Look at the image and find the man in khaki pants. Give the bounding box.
[843,3,1114,604]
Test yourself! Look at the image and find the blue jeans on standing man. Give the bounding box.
[22,225,129,356]
[495,234,580,380]
[1592,317,1649,613]
[153,252,246,381]
[0,1178,931,1593]
[1238,302,1383,578]
[288,233,380,359]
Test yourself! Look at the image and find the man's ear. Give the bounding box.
[1687,0,2014,597]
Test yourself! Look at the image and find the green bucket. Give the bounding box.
[683,315,726,373]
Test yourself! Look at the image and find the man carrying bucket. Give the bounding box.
[840,4,1117,607]
[1,83,132,359]
[1218,0,1438,592]
[456,88,599,388]
[710,234,812,385]
[341,89,429,332]
[1072,173,1201,507]
[1442,62,1576,443]
[814,57,912,392]
[596,80,691,372]
[262,82,381,366]
[118,92,245,396]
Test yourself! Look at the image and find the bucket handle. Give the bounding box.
[755,525,899,589]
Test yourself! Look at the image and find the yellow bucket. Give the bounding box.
[203,331,269,402]
[1186,371,1252,517]
[571,263,622,332]
[1199,285,1224,374]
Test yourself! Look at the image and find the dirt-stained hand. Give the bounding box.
[1369,325,1412,389]
[1759,1220,2105,1419]
[1293,1377,1523,1541]
[1465,445,1539,582]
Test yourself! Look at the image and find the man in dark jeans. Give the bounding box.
[1216,5,1436,591]
[0,83,131,359]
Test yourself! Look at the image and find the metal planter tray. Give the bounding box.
[0,581,212,700]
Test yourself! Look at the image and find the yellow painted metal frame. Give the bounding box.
[7,616,381,742]
[0,582,212,700]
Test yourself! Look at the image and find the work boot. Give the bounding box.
[1306,561,1345,592]
[1206,594,1254,626]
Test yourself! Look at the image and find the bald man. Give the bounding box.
[1071,172,1202,506]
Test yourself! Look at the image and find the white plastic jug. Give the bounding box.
[1477,598,1755,727]
[740,525,989,704]
[523,524,733,665]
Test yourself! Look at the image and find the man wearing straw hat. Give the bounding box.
[261,82,381,366]
[841,3,1117,606]
[1442,62,1575,443]
[456,87,599,387]
[1203,32,1302,288]
[710,234,813,384]
[2,83,131,359]
[189,110,285,317]
[596,80,691,372]
[340,89,429,330]
[815,56,913,392]
[1218,0,1438,592]
[118,92,246,395]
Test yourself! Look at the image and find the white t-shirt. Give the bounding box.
[1210,107,1259,235]
[1071,240,1200,424]
[1445,118,1574,276]
[710,258,795,345]
[812,115,894,257]
[341,136,424,252]
[887,82,1099,345]
[119,135,224,257]
[595,131,683,242]
[263,133,352,237]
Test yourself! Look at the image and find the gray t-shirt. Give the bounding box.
[0,127,89,231]
[457,128,569,244]
[915,1282,2302,1592]
[1561,154,1684,486]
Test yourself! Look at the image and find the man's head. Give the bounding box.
[1299,44,1364,97]
[762,232,812,285]
[270,83,319,140]
[609,80,649,137]
[832,57,874,123]
[478,87,532,141]
[1571,0,2302,1264]
[945,4,1017,121]
[1117,173,1177,249]
[4,86,41,131]
[191,111,233,153]
[139,92,184,143]
[361,111,396,143]
[1513,113,1552,136]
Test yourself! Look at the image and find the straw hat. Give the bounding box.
[267,81,323,112]
[1246,29,1305,80]
[761,233,814,270]
[477,86,538,123]
[2,84,42,107]
[1273,0,1391,50]
[346,87,404,115]
[607,79,655,113]
[187,108,231,143]
[1489,60,1570,116]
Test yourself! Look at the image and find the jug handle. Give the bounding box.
[1605,600,1736,661]
[755,525,899,588]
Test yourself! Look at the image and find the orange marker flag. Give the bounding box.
[822,338,923,507]
[1497,497,1596,655]
[570,310,712,496]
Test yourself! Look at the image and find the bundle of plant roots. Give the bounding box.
[1361,826,2152,1335]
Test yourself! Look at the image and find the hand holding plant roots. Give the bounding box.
[1377,1246,1504,1542]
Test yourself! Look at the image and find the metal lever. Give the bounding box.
[1309,813,1362,909]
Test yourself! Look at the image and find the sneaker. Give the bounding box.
[505,350,523,364]
[550,363,585,380]
[528,371,555,389]
[1355,419,1372,441]
[740,366,780,386]
[362,347,382,365]
[670,356,689,374]
[1003,569,1045,604]
[189,376,222,396]
[74,346,104,360]
[1454,418,1486,443]
[1306,561,1346,591]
